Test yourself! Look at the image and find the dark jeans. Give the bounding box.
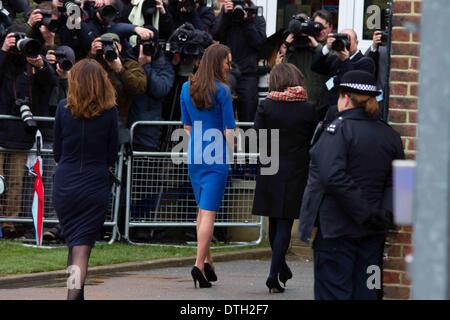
[268,218,294,278]
[313,230,385,300]
[235,75,258,122]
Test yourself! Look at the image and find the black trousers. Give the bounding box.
[235,75,258,122]
[313,230,385,300]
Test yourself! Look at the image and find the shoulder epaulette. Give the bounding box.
[326,117,344,135]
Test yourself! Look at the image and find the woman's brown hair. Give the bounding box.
[340,92,379,117]
[269,63,305,92]
[67,59,116,119]
[189,43,231,110]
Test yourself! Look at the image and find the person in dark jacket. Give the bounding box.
[53,59,119,300]
[127,31,175,151]
[89,32,147,144]
[168,0,215,33]
[365,30,389,120]
[284,10,334,120]
[212,0,266,122]
[252,63,318,293]
[311,29,375,109]
[0,25,58,238]
[298,70,405,300]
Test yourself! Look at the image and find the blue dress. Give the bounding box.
[52,100,119,247]
[180,81,236,212]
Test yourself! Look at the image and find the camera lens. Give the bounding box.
[101,5,117,22]
[20,105,38,135]
[59,59,73,71]
[16,38,41,57]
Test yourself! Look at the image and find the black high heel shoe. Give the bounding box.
[279,263,293,287]
[204,263,218,282]
[191,266,212,288]
[266,277,285,294]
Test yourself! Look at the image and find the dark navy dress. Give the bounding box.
[180,81,236,212]
[52,100,119,247]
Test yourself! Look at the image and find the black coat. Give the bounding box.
[299,108,405,242]
[311,50,376,109]
[252,98,318,219]
[0,52,59,149]
[212,8,266,76]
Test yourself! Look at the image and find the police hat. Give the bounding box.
[336,70,382,97]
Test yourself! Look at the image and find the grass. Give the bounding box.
[0,241,268,277]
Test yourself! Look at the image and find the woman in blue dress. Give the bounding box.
[180,43,236,288]
[53,59,119,300]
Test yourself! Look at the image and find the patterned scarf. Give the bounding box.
[267,86,308,102]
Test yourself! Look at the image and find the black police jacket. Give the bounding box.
[298,108,405,242]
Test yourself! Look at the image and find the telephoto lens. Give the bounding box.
[16,98,38,135]
[14,33,41,57]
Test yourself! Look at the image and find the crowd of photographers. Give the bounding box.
[0,0,389,240]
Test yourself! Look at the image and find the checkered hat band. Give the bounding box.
[340,83,378,92]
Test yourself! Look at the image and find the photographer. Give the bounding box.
[212,0,266,122]
[121,0,175,40]
[127,30,174,151]
[26,3,58,52]
[365,30,389,116]
[0,25,58,238]
[283,10,333,119]
[89,32,147,144]
[311,28,375,108]
[168,0,215,33]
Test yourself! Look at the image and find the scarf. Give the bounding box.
[129,0,160,46]
[267,86,308,102]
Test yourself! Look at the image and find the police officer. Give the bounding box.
[298,70,405,300]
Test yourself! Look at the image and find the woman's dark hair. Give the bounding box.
[189,43,231,110]
[269,63,305,92]
[67,59,116,119]
[339,91,379,118]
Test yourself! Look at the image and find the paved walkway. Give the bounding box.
[0,256,314,300]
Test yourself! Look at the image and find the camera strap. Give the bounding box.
[12,64,34,103]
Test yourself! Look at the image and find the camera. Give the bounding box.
[16,98,38,135]
[378,30,389,45]
[137,36,158,57]
[166,22,212,57]
[81,1,118,23]
[54,49,73,71]
[231,0,262,22]
[98,36,118,62]
[330,33,350,52]
[11,33,41,57]
[288,14,324,48]
[36,9,60,33]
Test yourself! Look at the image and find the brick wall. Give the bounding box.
[384,0,421,300]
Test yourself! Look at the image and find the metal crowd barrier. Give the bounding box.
[0,115,122,244]
[125,121,264,246]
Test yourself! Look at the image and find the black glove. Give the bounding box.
[363,209,393,232]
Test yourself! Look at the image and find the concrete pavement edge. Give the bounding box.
[0,247,272,289]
